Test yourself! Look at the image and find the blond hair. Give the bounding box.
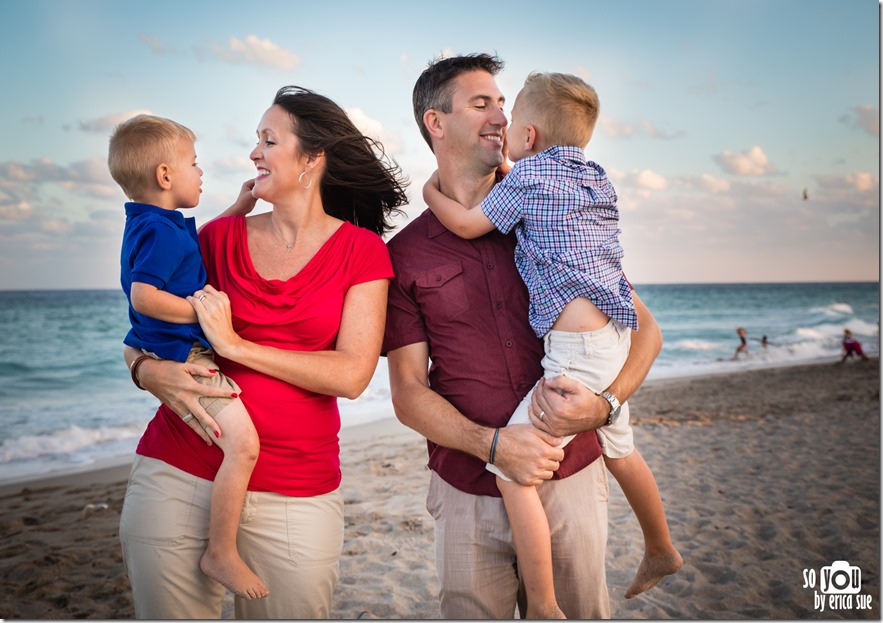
[517,72,600,148]
[108,114,196,200]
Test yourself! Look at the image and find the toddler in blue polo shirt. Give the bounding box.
[424,72,682,613]
[110,114,267,600]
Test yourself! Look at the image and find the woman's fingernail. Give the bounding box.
[231,392,238,398]
[210,369,218,374]
[214,431,220,438]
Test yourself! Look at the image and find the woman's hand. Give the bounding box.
[129,353,226,444]
[188,285,244,360]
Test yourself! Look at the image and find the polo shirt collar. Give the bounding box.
[125,202,186,226]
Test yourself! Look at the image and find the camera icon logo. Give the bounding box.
[821,561,861,595]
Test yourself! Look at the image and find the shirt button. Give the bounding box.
[495,302,503,309]
[486,263,495,269]
[506,340,513,348]
[435,275,442,282]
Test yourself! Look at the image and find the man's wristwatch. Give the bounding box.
[597,390,622,426]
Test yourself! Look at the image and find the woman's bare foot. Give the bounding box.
[200,549,269,600]
[624,550,683,599]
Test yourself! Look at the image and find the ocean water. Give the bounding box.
[0,283,878,482]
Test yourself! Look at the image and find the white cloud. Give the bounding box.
[814,172,880,199]
[42,218,74,234]
[635,170,668,190]
[209,156,256,181]
[614,168,668,191]
[639,120,685,140]
[699,174,731,193]
[0,157,116,203]
[573,66,593,83]
[77,110,152,133]
[211,35,300,70]
[0,200,33,221]
[713,146,779,176]
[840,104,879,137]
[346,108,403,155]
[688,69,717,96]
[598,116,636,138]
[598,116,684,140]
[139,33,175,54]
[845,172,878,193]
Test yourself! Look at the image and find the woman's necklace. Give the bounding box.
[269,214,293,252]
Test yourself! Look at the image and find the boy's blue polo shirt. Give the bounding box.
[120,202,209,362]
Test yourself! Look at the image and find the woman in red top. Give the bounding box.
[120,86,407,619]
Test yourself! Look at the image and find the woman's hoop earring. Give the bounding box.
[298,171,313,190]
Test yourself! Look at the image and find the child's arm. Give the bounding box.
[198,178,257,233]
[130,281,198,324]
[423,171,496,240]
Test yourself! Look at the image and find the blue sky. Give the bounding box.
[0,0,878,289]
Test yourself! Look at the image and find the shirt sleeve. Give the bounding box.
[130,217,187,290]
[480,168,528,234]
[382,243,427,355]
[349,228,394,287]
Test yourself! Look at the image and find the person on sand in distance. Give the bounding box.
[382,53,663,619]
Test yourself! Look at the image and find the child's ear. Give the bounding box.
[524,125,537,152]
[155,163,172,190]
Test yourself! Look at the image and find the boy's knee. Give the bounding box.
[227,433,260,464]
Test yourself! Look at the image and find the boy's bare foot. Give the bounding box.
[624,550,683,599]
[200,550,269,600]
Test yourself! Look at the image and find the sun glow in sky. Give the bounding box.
[0,0,878,289]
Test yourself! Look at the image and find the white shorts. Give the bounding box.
[488,319,634,480]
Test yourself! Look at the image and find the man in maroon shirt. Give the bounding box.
[383,53,662,619]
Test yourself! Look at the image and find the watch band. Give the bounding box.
[598,390,621,426]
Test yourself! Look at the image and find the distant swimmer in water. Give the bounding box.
[733,327,748,359]
[803,188,809,201]
[840,329,870,363]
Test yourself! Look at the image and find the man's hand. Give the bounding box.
[527,376,608,437]
[492,423,564,486]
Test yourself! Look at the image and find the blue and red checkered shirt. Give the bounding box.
[481,145,637,337]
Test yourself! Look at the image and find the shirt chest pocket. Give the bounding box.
[414,262,469,320]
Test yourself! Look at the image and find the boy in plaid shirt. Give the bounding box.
[424,71,682,616]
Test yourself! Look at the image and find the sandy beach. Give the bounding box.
[1,358,878,619]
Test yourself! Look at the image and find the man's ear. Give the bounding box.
[155,163,172,190]
[423,109,444,141]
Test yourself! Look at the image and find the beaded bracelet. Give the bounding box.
[129,354,152,391]
[488,428,500,465]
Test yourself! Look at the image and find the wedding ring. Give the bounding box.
[539,410,546,421]
[198,294,207,302]
[182,413,195,424]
